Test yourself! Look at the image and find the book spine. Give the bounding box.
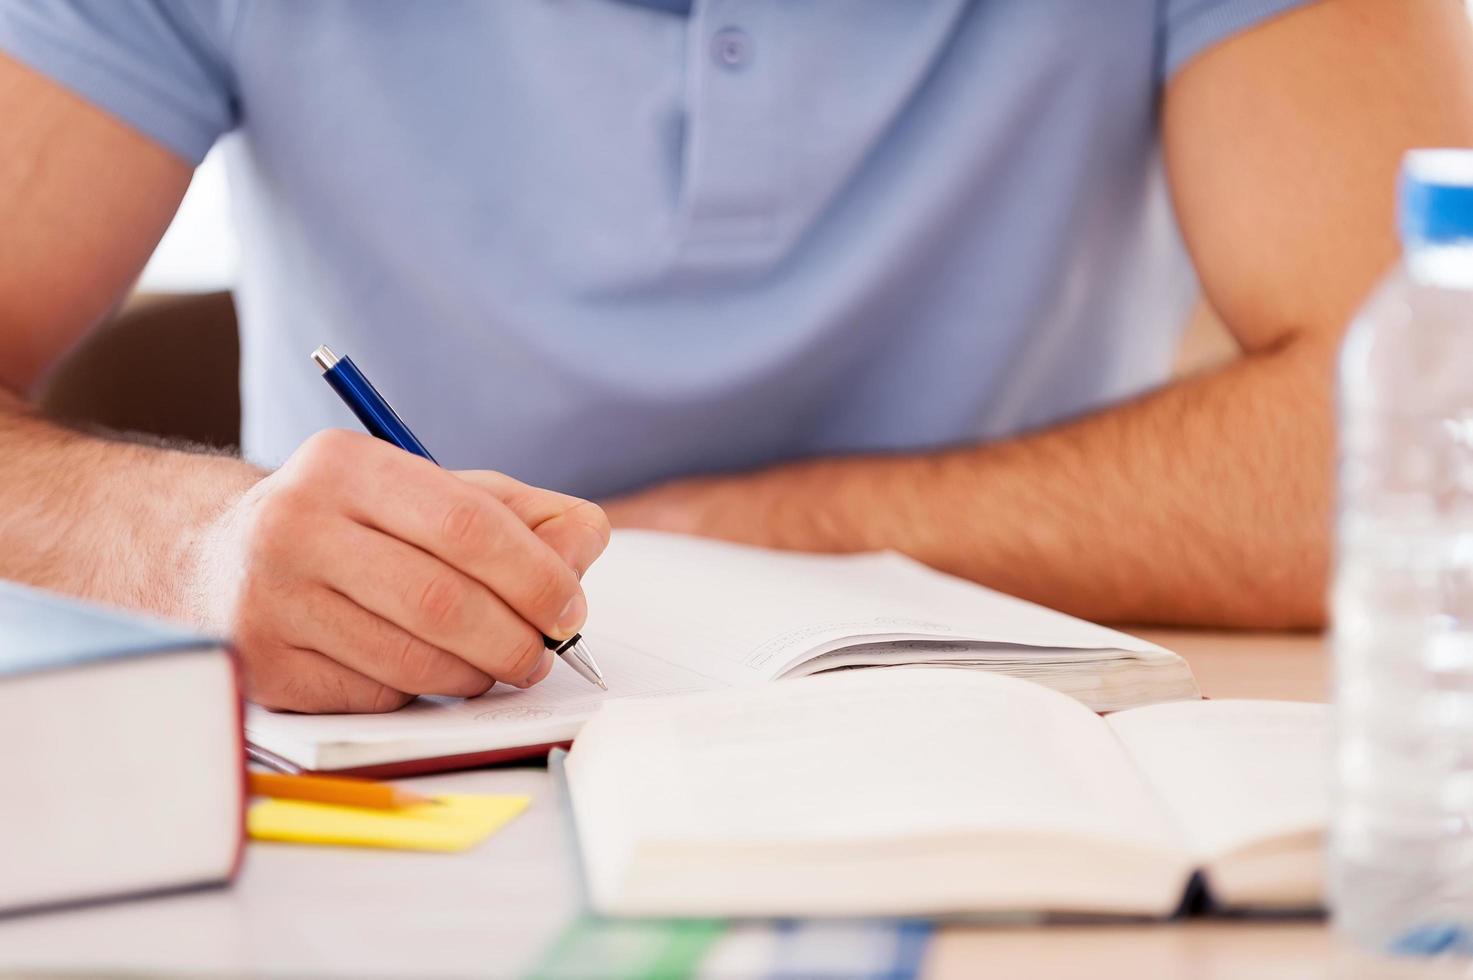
[226,642,249,884]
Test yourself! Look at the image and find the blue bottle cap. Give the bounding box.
[1401,150,1473,245]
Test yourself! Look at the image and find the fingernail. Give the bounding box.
[555,593,587,637]
[515,652,554,689]
[533,649,555,683]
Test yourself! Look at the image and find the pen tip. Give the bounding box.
[558,637,606,690]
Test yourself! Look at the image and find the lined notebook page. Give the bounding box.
[245,635,736,767]
[581,531,1174,680]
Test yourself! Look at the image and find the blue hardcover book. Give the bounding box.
[0,580,244,917]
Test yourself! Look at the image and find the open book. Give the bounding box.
[247,531,1200,775]
[565,668,1328,919]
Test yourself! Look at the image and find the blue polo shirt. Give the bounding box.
[0,0,1309,497]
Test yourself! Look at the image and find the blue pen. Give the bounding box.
[311,344,606,691]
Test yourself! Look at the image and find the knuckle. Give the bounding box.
[291,429,365,487]
[576,500,613,544]
[440,498,495,552]
[366,684,412,714]
[489,627,542,682]
[380,630,436,694]
[301,427,357,466]
[523,558,573,623]
[411,573,465,634]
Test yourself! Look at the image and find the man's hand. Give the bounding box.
[0,55,612,713]
[192,429,609,713]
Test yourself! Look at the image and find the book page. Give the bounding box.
[1106,699,1329,861]
[569,668,1184,878]
[580,531,1177,683]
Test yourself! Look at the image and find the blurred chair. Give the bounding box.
[36,291,241,449]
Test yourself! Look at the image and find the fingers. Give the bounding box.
[306,518,554,688]
[525,647,556,686]
[286,585,497,698]
[242,643,413,715]
[453,470,612,578]
[318,436,587,641]
[241,431,600,709]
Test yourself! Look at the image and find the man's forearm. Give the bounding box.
[0,387,263,622]
[1,384,614,713]
[608,337,1333,630]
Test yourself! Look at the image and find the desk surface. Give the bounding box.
[0,630,1362,978]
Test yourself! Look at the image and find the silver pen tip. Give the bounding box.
[558,637,607,690]
[311,345,340,372]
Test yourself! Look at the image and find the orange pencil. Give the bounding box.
[247,772,438,810]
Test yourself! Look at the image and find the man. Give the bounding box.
[1,1,1468,713]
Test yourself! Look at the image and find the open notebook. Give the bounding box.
[565,669,1329,919]
[247,531,1200,775]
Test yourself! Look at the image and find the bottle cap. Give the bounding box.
[1401,149,1473,245]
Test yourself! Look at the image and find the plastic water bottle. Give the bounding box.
[1332,150,1473,956]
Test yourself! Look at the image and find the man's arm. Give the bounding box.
[0,54,608,710]
[0,52,237,614]
[605,0,1473,629]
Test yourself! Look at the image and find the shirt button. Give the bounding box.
[711,27,752,70]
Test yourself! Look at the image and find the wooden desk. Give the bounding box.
[0,630,1385,978]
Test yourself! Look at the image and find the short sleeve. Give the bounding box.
[1159,0,1316,80]
[0,0,240,164]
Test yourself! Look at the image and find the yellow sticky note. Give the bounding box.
[247,793,530,853]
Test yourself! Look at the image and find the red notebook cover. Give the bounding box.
[246,738,573,779]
